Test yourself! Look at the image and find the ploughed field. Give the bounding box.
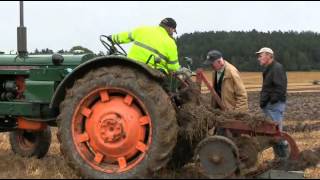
[0,72,319,178]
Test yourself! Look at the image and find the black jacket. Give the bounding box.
[260,61,287,108]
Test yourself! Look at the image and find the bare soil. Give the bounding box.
[248,92,320,121]
[0,92,319,178]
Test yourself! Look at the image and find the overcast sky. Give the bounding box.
[1,1,320,54]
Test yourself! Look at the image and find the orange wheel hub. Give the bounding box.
[98,115,124,143]
[71,88,152,173]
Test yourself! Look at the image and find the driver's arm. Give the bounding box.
[111,31,133,44]
[166,40,180,73]
[112,26,147,44]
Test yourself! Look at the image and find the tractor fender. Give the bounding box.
[50,55,166,109]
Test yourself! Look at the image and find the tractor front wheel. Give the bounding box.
[9,127,51,158]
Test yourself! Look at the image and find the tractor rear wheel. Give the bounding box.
[57,65,178,178]
[9,127,51,158]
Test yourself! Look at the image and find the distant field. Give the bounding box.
[201,71,320,93]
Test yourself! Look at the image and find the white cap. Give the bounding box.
[256,47,274,55]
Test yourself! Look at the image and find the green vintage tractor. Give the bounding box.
[1,2,301,179]
[0,2,184,178]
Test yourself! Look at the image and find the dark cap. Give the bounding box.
[160,17,177,30]
[203,50,223,65]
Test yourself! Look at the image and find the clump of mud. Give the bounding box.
[283,122,320,133]
[153,163,206,179]
[299,148,320,168]
[176,92,271,143]
[169,83,273,169]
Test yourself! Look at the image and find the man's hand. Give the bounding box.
[178,67,192,76]
[106,35,117,55]
[176,67,192,81]
[107,35,113,43]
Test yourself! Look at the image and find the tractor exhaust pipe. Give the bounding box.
[17,1,27,56]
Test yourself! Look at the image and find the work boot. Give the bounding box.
[279,140,290,159]
[273,140,289,161]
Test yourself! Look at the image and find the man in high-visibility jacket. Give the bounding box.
[111,17,181,74]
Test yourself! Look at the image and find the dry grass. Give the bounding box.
[241,72,320,92]
[0,129,79,179]
[283,120,320,128]
[240,71,320,84]
[200,71,320,93]
[1,124,319,178]
[0,71,319,178]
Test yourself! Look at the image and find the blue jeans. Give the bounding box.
[262,101,286,131]
[262,101,288,158]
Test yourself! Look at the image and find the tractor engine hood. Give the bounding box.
[0,54,95,67]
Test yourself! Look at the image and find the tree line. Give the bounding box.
[177,30,320,71]
[28,30,320,72]
[29,46,101,55]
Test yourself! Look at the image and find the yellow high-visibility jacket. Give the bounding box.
[112,26,180,73]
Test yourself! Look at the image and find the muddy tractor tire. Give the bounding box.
[9,127,52,158]
[58,65,178,179]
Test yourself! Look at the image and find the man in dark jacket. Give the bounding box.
[256,47,289,160]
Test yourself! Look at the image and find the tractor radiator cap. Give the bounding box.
[52,53,64,65]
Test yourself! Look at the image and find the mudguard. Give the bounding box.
[50,55,166,108]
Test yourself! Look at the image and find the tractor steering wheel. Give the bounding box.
[100,35,127,56]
